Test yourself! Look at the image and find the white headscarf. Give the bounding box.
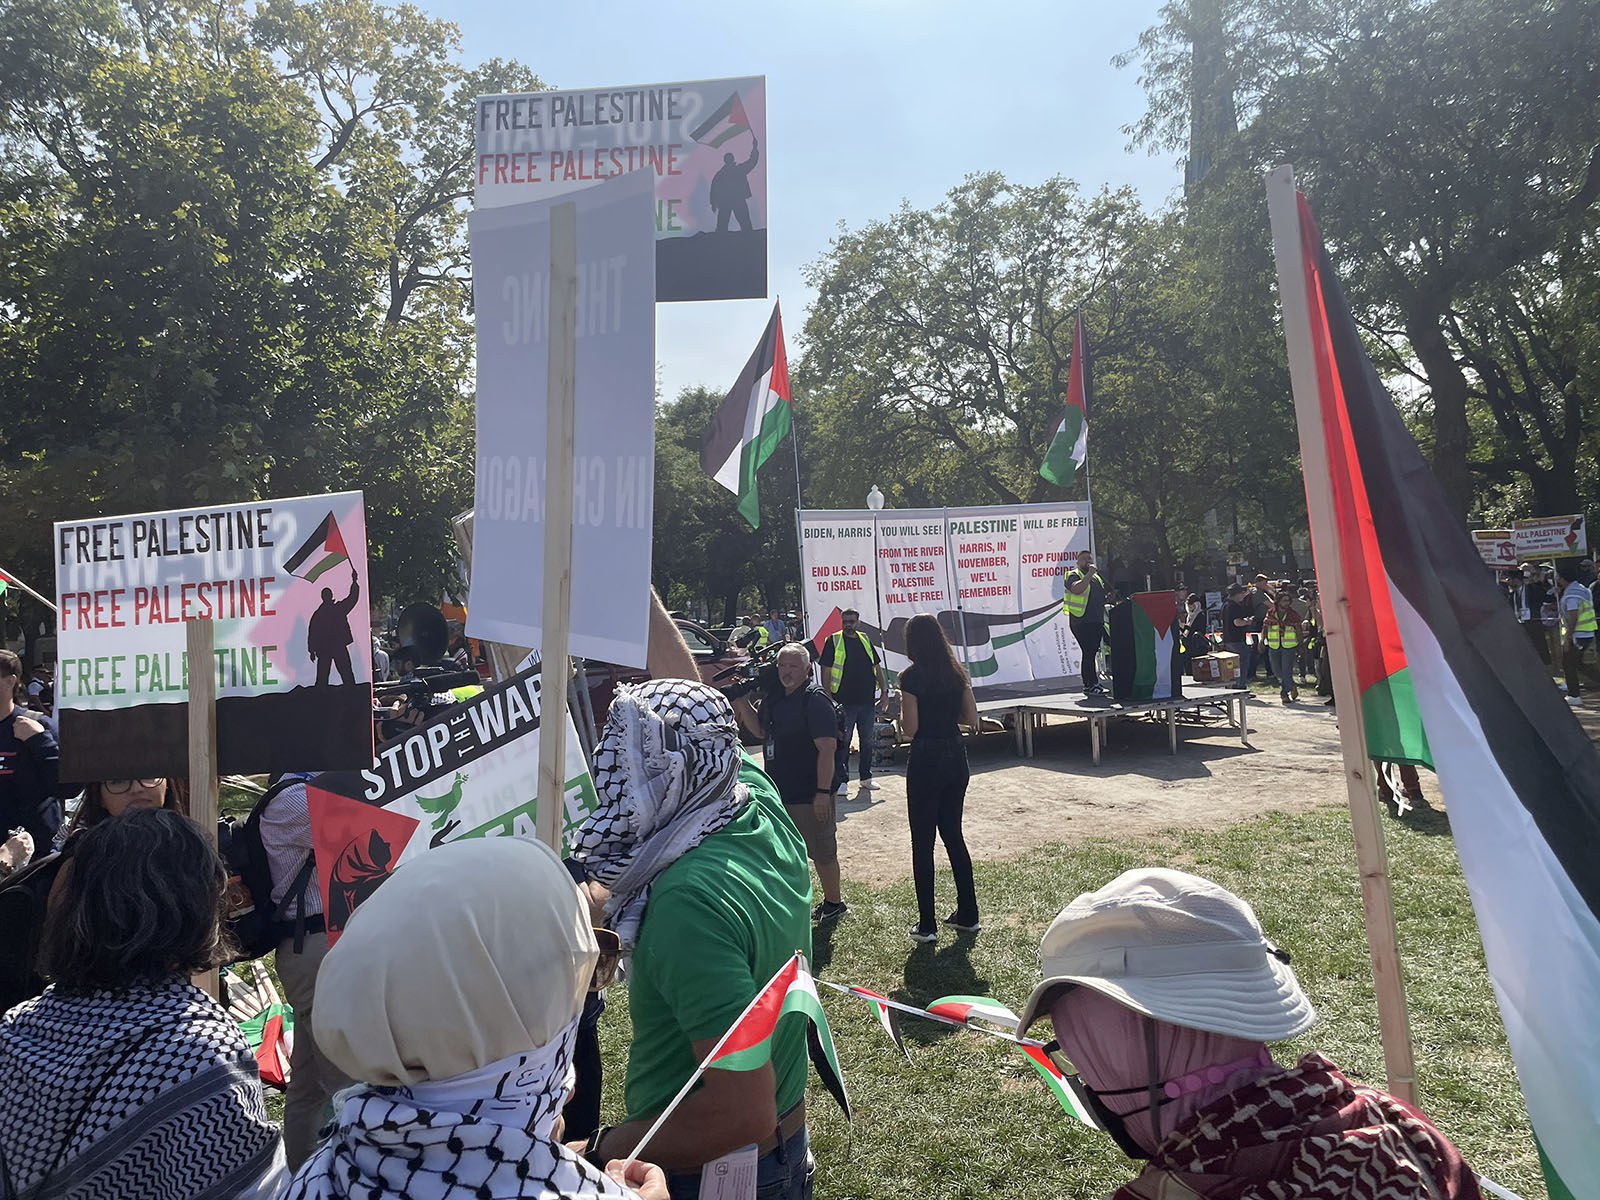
[286,838,639,1200]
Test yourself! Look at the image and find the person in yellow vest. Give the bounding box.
[1261,590,1303,704]
[817,610,889,799]
[1063,550,1108,696]
[1555,558,1596,706]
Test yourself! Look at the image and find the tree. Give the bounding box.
[1121,0,1600,520]
[654,386,802,621]
[0,0,535,602]
[795,173,1306,582]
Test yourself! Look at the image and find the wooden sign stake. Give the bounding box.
[186,617,220,998]
[536,199,578,851]
[1265,164,1417,1104]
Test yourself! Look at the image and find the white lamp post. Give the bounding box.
[866,484,884,511]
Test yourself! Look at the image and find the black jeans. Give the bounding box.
[1071,618,1103,690]
[1564,639,1590,698]
[905,736,976,930]
[1524,620,1552,665]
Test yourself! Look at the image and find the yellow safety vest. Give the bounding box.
[1263,618,1300,649]
[449,683,484,703]
[752,626,769,649]
[1573,590,1598,636]
[1062,571,1103,619]
[823,631,876,694]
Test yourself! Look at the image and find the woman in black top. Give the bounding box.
[897,614,981,942]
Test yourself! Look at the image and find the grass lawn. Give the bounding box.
[594,804,1546,1199]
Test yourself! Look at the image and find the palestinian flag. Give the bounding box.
[283,512,351,584]
[0,569,9,598]
[706,953,849,1118]
[926,994,1020,1033]
[690,90,753,149]
[1039,312,1090,487]
[701,302,791,530]
[1016,1042,1098,1128]
[1109,592,1183,703]
[840,985,911,1062]
[1275,184,1600,1200]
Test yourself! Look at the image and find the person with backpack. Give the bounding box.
[733,643,847,924]
[246,771,355,1170]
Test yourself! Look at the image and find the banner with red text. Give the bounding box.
[798,503,1092,689]
[475,75,766,301]
[53,492,372,778]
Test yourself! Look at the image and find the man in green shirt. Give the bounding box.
[571,604,815,1200]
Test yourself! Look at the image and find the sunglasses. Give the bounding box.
[590,927,621,992]
[103,778,164,794]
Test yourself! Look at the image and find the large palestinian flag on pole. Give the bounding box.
[1040,311,1089,487]
[701,302,792,529]
[1272,178,1600,1200]
[1109,592,1183,703]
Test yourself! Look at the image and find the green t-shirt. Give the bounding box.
[623,753,814,1123]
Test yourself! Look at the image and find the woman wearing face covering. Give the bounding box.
[285,837,667,1200]
[1016,869,1482,1200]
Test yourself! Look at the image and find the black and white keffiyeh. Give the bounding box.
[0,977,285,1200]
[568,678,746,949]
[286,1015,637,1200]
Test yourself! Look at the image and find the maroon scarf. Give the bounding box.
[1115,1054,1482,1200]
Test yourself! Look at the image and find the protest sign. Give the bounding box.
[306,664,600,942]
[1511,515,1586,557]
[799,503,1092,688]
[52,492,372,778]
[475,76,767,301]
[1471,530,1517,568]
[466,170,656,667]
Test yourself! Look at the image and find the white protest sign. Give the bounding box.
[307,665,599,941]
[1511,515,1586,558]
[52,492,372,778]
[1016,504,1093,682]
[475,76,767,301]
[466,169,656,667]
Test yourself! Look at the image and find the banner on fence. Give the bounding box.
[798,503,1093,689]
[52,491,372,778]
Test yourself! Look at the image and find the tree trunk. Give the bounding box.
[1407,314,1474,521]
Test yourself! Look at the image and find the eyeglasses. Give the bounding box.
[590,927,621,992]
[103,778,164,794]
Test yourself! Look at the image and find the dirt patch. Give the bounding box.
[832,695,1367,886]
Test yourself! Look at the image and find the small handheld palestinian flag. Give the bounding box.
[926,994,1021,1033]
[283,512,352,584]
[700,302,791,530]
[1039,311,1090,487]
[824,983,910,1061]
[1269,170,1600,1200]
[626,953,847,1164]
[0,565,54,609]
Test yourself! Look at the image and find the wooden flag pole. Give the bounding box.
[186,617,220,998]
[536,199,578,852]
[1264,164,1417,1104]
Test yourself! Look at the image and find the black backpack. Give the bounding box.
[219,776,322,961]
[0,849,68,1012]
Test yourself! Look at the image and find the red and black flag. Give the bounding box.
[1272,180,1600,1200]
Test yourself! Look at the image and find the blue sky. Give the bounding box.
[431,0,1181,401]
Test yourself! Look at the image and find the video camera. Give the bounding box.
[716,628,784,703]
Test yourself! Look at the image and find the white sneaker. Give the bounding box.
[859,780,880,791]
[1566,695,1583,707]
[837,786,850,801]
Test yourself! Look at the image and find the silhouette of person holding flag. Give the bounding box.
[308,569,361,687]
[710,137,759,233]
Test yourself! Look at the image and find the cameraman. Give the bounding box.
[732,644,847,924]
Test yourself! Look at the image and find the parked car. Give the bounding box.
[575,618,747,738]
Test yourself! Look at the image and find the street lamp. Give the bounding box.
[866,485,884,511]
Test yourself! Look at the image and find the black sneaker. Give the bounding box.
[944,912,981,933]
[907,923,936,943]
[812,900,849,924]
